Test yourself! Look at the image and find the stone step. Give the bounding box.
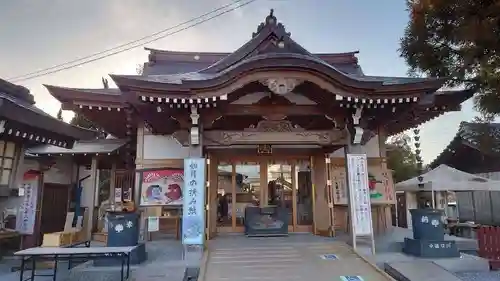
[385,261,462,281]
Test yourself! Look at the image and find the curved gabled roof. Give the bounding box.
[0,79,97,142]
[112,53,444,96]
[143,48,363,76]
[112,10,444,95]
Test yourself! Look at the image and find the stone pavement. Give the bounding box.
[0,239,189,281]
[202,234,393,281]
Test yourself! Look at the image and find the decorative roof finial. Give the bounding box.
[266,9,276,25]
[102,77,109,89]
[253,9,290,38]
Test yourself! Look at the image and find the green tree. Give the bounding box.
[386,133,420,183]
[400,0,500,119]
[70,113,98,130]
[56,107,63,121]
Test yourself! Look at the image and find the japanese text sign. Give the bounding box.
[346,154,373,236]
[182,158,206,245]
[16,180,39,235]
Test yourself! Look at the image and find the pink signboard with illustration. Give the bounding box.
[139,169,184,206]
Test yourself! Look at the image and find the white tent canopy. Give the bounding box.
[395,164,500,192]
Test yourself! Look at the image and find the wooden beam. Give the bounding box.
[222,105,324,116]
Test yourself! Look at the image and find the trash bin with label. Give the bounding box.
[410,208,444,240]
[106,212,140,247]
[94,211,147,266]
[403,208,459,258]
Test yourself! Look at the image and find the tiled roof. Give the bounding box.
[27,139,128,155]
[429,122,500,168]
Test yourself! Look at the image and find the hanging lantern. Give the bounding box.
[413,128,424,187]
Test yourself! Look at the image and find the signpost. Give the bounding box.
[346,154,375,255]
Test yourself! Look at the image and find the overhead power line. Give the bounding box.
[8,0,257,83]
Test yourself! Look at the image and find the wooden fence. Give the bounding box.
[477,226,500,270]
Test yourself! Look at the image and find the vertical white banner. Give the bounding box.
[16,181,39,235]
[182,158,206,245]
[346,154,373,236]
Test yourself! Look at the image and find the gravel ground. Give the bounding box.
[455,271,500,281]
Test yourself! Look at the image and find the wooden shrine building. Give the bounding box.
[44,11,473,237]
[0,78,95,195]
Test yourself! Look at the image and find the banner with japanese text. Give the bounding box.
[15,178,39,235]
[182,158,206,245]
[139,169,184,206]
[346,154,373,236]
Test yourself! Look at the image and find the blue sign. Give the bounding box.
[182,158,206,245]
[320,254,339,260]
[340,276,364,281]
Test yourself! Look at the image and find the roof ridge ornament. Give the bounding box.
[259,77,302,95]
[252,9,291,38]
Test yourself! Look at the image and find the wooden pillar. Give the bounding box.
[260,162,267,206]
[86,156,98,240]
[208,156,218,238]
[377,126,394,233]
[188,110,203,158]
[310,156,317,234]
[312,155,328,235]
[291,164,297,231]
[124,106,134,202]
[231,164,236,230]
[110,162,117,205]
[325,155,335,236]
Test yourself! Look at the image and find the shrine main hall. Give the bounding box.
[45,11,472,237]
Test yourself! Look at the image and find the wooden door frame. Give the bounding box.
[209,151,314,234]
[396,192,407,228]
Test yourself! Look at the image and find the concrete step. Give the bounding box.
[385,261,462,281]
[369,251,490,273]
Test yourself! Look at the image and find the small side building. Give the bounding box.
[0,78,96,206]
[428,121,500,226]
[0,78,98,248]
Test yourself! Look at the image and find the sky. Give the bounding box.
[0,0,479,163]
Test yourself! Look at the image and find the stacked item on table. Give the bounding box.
[42,209,88,247]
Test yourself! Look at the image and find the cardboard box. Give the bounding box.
[42,232,72,247]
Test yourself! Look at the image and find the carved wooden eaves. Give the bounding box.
[172,119,347,146]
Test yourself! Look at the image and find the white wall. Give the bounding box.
[43,157,73,185]
[0,158,39,214]
[142,135,190,159]
[78,166,96,208]
[329,135,380,157]
[0,157,98,213]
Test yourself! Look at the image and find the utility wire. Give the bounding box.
[8,0,257,82]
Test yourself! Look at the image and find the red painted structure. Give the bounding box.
[477,226,500,270]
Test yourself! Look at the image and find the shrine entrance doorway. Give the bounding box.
[209,155,314,235]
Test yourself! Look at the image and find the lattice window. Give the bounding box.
[0,141,17,187]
